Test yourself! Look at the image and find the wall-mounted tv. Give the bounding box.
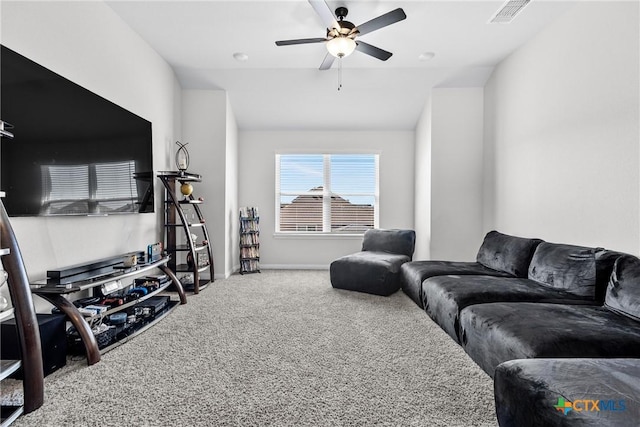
[0,45,154,217]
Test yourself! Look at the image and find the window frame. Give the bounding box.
[275,152,380,236]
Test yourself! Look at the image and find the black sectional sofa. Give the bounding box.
[400,230,539,309]
[424,242,622,345]
[459,254,640,375]
[494,358,640,427]
[396,230,640,427]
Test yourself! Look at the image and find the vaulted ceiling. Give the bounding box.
[106,0,575,130]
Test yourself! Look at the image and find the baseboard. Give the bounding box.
[229,264,330,275]
[259,264,329,270]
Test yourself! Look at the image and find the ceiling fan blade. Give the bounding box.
[355,8,407,36]
[319,53,335,70]
[308,0,340,31]
[355,41,393,61]
[275,38,327,46]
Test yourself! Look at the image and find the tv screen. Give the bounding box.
[0,45,154,217]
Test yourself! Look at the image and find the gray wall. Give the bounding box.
[483,1,640,254]
[239,130,415,268]
[181,90,239,279]
[414,88,485,261]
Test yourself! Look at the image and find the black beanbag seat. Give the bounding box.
[330,229,415,296]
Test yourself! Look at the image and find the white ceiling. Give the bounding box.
[106,0,575,130]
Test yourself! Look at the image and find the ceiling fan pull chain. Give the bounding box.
[338,57,343,91]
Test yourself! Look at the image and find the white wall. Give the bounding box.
[225,97,239,275]
[1,2,180,286]
[239,130,415,268]
[430,88,485,261]
[414,95,432,261]
[181,90,230,278]
[483,1,640,254]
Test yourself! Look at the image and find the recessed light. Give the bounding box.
[233,52,249,62]
[418,52,435,61]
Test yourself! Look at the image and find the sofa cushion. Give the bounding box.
[362,229,416,259]
[494,358,640,427]
[528,242,600,298]
[476,231,542,277]
[595,250,629,303]
[459,302,640,378]
[422,275,594,343]
[400,261,513,308]
[605,254,640,321]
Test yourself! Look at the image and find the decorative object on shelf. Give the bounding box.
[158,171,214,293]
[239,207,260,274]
[175,141,190,172]
[180,182,193,198]
[123,253,138,268]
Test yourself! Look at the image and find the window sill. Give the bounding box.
[273,233,364,240]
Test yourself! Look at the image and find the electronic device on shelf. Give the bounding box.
[138,296,170,317]
[108,312,127,325]
[147,242,163,262]
[44,252,146,286]
[31,251,186,366]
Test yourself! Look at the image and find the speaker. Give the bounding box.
[1,313,67,378]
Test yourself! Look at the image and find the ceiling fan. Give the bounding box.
[275,0,407,70]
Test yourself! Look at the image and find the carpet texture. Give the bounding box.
[9,270,497,426]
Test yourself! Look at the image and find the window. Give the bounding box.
[276,154,379,234]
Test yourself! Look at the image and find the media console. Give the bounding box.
[30,254,186,365]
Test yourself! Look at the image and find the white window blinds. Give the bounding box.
[40,160,139,215]
[276,154,379,233]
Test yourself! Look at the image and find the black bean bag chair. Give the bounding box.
[330,229,415,296]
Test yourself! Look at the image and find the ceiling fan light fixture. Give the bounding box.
[326,36,356,58]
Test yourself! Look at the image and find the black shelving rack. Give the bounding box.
[239,207,260,274]
[158,171,214,293]
[0,120,44,426]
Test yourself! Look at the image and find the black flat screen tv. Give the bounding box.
[0,45,154,217]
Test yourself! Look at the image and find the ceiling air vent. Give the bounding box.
[488,0,532,23]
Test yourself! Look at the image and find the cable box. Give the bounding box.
[138,296,170,315]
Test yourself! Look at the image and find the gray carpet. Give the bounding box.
[8,270,497,426]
